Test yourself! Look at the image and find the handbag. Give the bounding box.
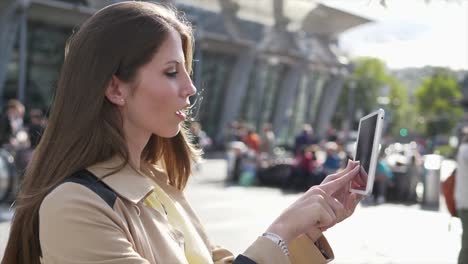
[441,169,458,217]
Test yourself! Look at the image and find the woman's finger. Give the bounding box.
[321,160,356,183]
[352,166,367,186]
[321,165,360,195]
[305,188,336,223]
[306,189,337,227]
[347,192,364,211]
[314,203,335,229]
[317,195,337,224]
[326,195,346,223]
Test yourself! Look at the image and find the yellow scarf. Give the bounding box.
[144,183,213,264]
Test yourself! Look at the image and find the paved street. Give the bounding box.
[186,159,462,264]
[0,158,463,263]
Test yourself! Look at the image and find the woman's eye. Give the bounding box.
[165,71,178,78]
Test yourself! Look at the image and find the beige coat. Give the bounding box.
[39,157,333,263]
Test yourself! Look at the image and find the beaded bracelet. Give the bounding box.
[262,232,290,257]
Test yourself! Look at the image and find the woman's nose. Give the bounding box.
[182,74,197,98]
[187,81,197,97]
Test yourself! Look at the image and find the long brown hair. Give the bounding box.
[2,2,199,263]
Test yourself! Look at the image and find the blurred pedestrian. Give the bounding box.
[2,2,363,264]
[322,142,342,175]
[260,123,276,157]
[326,127,338,142]
[287,145,320,190]
[226,121,245,142]
[189,121,211,150]
[27,108,46,149]
[243,129,261,153]
[456,132,468,264]
[189,121,211,171]
[294,124,318,155]
[406,154,421,202]
[0,99,26,148]
[373,156,393,204]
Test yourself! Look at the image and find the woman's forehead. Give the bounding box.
[153,29,185,64]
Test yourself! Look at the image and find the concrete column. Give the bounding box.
[218,0,240,39]
[254,60,268,130]
[273,0,289,31]
[0,0,20,106]
[17,7,28,103]
[315,73,345,139]
[308,73,327,124]
[192,21,203,91]
[216,49,256,144]
[304,74,318,122]
[272,63,303,140]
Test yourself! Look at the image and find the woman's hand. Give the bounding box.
[321,161,364,223]
[266,160,362,244]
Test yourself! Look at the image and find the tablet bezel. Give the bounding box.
[350,108,385,195]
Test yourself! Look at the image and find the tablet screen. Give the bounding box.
[353,114,378,191]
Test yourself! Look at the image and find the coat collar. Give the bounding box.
[87,156,154,204]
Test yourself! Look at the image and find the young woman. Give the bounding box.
[1,2,363,263]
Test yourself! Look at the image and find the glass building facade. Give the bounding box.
[197,50,236,136]
[4,21,69,110]
[0,0,366,146]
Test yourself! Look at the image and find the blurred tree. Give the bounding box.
[415,68,463,143]
[351,57,387,114]
[334,57,398,129]
[387,76,414,136]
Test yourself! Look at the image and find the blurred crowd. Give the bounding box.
[222,120,426,206]
[0,100,47,151]
[0,100,47,201]
[0,102,435,208]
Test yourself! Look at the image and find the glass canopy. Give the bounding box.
[174,0,371,35]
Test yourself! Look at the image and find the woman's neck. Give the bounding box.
[126,135,150,171]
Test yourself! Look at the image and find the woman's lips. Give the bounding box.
[175,110,186,120]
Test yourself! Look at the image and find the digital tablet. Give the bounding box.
[350,109,385,195]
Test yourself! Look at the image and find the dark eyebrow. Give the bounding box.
[165,60,182,66]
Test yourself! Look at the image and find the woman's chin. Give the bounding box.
[156,127,181,138]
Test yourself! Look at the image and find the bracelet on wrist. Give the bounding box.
[261,232,290,257]
[315,238,330,260]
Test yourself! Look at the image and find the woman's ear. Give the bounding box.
[105,75,128,106]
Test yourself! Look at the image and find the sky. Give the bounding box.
[322,0,468,70]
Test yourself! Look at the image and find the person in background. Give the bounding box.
[287,145,321,190]
[2,2,363,264]
[325,127,338,142]
[373,156,393,204]
[322,142,342,176]
[27,108,46,149]
[189,121,211,172]
[456,131,468,264]
[294,124,318,155]
[0,99,26,148]
[260,123,276,157]
[225,121,245,144]
[406,154,421,203]
[243,129,261,154]
[189,121,211,151]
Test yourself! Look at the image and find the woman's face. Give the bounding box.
[122,29,196,139]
